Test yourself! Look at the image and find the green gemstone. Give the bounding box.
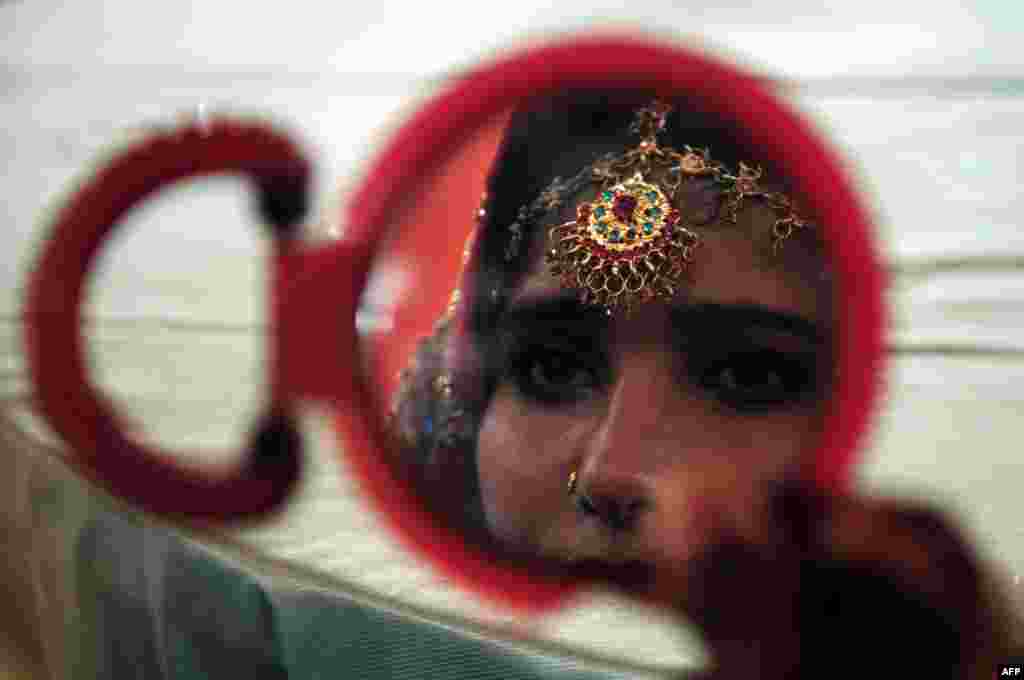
[643,222,654,234]
[595,222,607,233]
[645,207,661,218]
[626,229,637,240]
[602,190,615,201]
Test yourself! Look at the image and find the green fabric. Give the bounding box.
[268,587,643,680]
[161,539,288,678]
[11,433,660,679]
[65,492,652,679]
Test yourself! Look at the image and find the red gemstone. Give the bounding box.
[612,194,638,223]
[667,209,681,224]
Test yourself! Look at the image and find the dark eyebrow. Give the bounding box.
[500,291,610,338]
[671,303,826,346]
[502,292,824,346]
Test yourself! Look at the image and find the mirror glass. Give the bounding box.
[357,90,838,606]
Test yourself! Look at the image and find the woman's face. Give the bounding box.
[475,186,832,589]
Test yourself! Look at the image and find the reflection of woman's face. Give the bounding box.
[475,188,831,581]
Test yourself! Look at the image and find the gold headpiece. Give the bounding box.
[545,100,809,315]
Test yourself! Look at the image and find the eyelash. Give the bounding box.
[507,345,608,406]
[506,344,815,413]
[690,349,817,413]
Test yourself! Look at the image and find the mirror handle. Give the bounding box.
[23,118,368,522]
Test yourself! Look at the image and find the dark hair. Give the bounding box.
[469,89,794,381]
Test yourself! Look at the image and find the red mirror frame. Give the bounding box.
[24,32,886,615]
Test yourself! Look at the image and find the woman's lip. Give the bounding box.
[571,559,657,589]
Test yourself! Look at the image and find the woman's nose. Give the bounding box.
[574,475,650,531]
[575,346,688,532]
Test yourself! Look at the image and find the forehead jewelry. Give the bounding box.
[544,101,810,315]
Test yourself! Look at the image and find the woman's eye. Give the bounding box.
[696,350,815,412]
[510,348,605,405]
